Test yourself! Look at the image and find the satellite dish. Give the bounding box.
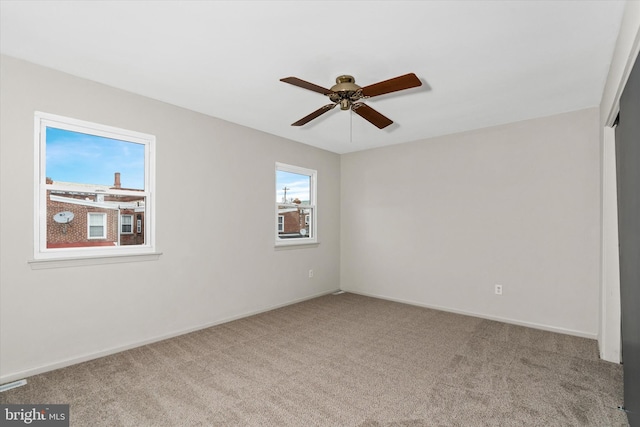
[53,211,74,224]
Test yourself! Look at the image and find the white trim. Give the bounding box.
[87,212,107,239]
[33,111,157,261]
[36,111,155,146]
[28,252,162,270]
[275,162,317,246]
[121,214,134,234]
[605,30,640,126]
[600,127,622,363]
[597,3,639,362]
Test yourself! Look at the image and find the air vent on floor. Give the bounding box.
[0,379,27,393]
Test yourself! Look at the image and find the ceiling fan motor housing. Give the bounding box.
[330,75,363,110]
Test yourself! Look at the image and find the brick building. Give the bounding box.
[277,198,311,238]
[46,173,145,248]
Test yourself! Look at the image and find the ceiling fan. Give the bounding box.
[280,73,422,129]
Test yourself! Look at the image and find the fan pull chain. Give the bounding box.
[350,109,353,144]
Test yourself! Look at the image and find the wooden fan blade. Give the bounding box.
[291,104,337,126]
[352,103,393,129]
[361,73,422,98]
[280,77,333,95]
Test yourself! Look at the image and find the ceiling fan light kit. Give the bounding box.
[280,73,422,129]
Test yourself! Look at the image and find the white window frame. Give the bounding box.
[275,162,317,246]
[277,215,284,232]
[121,214,134,234]
[88,213,107,239]
[33,111,157,263]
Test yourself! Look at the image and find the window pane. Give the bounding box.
[89,214,104,226]
[35,112,155,260]
[276,170,311,240]
[276,171,310,204]
[275,164,316,244]
[46,127,145,190]
[276,207,314,239]
[46,190,145,248]
[89,225,104,238]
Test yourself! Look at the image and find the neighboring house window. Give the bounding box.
[121,214,133,234]
[34,111,156,260]
[88,213,107,239]
[275,162,317,246]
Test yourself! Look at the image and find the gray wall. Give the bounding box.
[0,55,341,382]
[341,108,601,337]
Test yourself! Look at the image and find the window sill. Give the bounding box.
[28,252,162,270]
[274,241,319,250]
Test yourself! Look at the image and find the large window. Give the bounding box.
[34,112,156,260]
[275,163,317,246]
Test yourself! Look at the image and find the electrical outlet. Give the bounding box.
[495,284,502,295]
[308,269,314,278]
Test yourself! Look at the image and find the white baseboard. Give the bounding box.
[343,289,598,340]
[0,289,340,385]
[3,287,600,384]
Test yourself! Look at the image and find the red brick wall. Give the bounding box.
[47,197,118,247]
[119,210,145,246]
[280,210,303,234]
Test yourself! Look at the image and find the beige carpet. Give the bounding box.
[0,292,629,426]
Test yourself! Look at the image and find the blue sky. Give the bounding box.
[276,171,310,203]
[46,127,145,190]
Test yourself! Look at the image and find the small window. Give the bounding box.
[121,214,133,234]
[275,163,317,246]
[34,112,156,260]
[88,213,107,239]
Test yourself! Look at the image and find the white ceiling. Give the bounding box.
[0,1,627,154]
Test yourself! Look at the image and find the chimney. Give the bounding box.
[114,172,121,189]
